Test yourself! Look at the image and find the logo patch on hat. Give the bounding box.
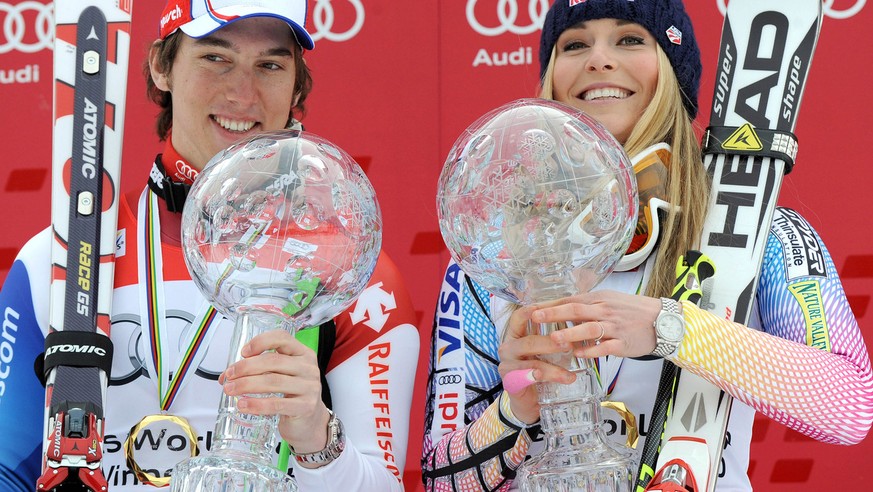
[569,0,587,6]
[160,4,184,33]
[666,25,683,45]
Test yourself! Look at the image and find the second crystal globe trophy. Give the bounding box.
[170,131,382,491]
[437,99,639,491]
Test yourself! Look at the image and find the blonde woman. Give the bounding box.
[422,1,873,490]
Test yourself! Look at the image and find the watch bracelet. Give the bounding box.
[292,411,345,465]
[652,297,683,358]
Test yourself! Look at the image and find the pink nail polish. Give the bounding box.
[504,369,537,394]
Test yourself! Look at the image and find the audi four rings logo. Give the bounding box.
[716,0,866,19]
[438,374,463,384]
[309,0,365,43]
[0,0,364,56]
[465,0,865,38]
[1,1,54,54]
[466,0,548,37]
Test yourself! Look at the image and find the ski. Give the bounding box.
[634,251,714,492]
[38,1,132,490]
[640,1,822,491]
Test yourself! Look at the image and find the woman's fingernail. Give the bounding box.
[503,369,537,394]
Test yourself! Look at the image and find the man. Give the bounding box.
[0,2,418,490]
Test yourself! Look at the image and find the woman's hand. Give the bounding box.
[498,291,663,424]
[531,290,662,359]
[220,330,330,459]
[498,305,577,425]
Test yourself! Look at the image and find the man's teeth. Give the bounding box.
[214,116,255,132]
[583,88,630,101]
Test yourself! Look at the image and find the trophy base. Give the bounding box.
[170,451,297,492]
[517,443,635,492]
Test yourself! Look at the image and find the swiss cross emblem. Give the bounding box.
[666,25,683,45]
[348,282,397,333]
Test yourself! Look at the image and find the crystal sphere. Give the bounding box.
[181,130,381,329]
[437,98,638,305]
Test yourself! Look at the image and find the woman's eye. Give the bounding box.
[619,35,646,46]
[562,40,588,52]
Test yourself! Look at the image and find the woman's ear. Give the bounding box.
[148,40,171,92]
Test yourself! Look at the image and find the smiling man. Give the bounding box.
[0,2,420,491]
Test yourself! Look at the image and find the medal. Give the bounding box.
[130,189,221,485]
[124,414,200,487]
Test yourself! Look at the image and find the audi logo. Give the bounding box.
[466,0,548,37]
[716,0,866,19]
[170,158,198,183]
[438,374,463,384]
[309,0,364,43]
[1,1,53,54]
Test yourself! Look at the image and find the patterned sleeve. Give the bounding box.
[673,207,873,444]
[421,262,539,491]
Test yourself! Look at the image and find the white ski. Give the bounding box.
[643,1,823,491]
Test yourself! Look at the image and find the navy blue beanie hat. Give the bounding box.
[539,0,702,119]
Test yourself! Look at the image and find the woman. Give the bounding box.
[0,1,418,490]
[421,1,873,490]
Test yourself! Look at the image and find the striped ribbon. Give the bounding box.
[138,188,220,412]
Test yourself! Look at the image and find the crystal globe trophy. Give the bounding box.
[437,99,639,491]
[170,131,382,492]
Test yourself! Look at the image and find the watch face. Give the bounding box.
[658,313,685,341]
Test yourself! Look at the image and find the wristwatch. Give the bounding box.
[292,410,346,467]
[652,297,685,358]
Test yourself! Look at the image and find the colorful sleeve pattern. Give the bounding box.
[673,208,873,445]
[421,262,539,491]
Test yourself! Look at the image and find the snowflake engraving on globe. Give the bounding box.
[437,99,638,305]
[181,130,382,329]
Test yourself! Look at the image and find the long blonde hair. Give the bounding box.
[540,45,710,298]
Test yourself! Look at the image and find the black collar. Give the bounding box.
[147,154,191,213]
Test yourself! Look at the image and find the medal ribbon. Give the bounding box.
[137,188,219,411]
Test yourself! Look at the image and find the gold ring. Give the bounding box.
[124,414,200,487]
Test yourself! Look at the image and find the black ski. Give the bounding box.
[39,2,132,490]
